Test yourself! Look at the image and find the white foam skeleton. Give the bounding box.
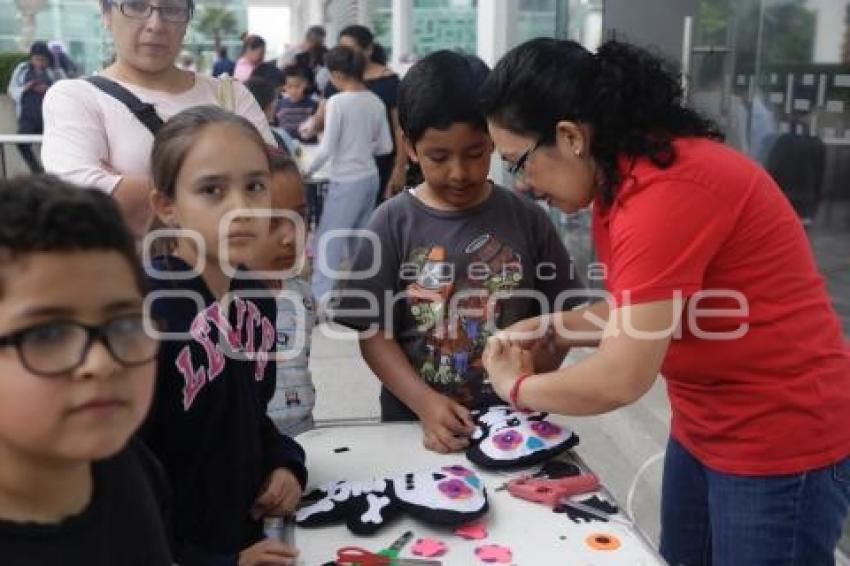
[296,465,488,532]
[469,405,577,464]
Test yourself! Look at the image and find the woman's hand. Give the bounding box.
[483,336,534,401]
[497,315,551,349]
[496,315,565,373]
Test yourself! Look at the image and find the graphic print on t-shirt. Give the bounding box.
[404,234,522,406]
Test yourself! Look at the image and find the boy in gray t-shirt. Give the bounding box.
[332,51,584,453]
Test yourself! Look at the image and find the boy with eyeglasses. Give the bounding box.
[0,175,170,564]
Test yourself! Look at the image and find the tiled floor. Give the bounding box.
[811,218,850,336]
[810,209,850,555]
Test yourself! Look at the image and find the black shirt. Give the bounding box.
[142,256,307,561]
[0,440,172,566]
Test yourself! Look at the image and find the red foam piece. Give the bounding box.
[454,521,488,540]
[475,543,512,563]
[412,537,447,557]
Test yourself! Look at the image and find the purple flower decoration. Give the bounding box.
[442,465,472,477]
[492,430,523,451]
[439,478,473,500]
[530,420,563,439]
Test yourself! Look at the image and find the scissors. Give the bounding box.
[335,531,442,566]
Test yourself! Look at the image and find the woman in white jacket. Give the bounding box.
[41,0,273,237]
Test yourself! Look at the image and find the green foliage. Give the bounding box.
[698,0,732,45]
[195,6,238,49]
[0,52,28,93]
[733,0,817,68]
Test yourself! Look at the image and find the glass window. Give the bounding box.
[691,0,850,304]
[372,0,393,61]
[517,0,557,42]
[515,0,603,50]
[411,0,476,57]
[2,0,248,75]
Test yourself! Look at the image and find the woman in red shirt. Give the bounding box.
[480,38,850,565]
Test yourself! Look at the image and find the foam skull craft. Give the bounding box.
[466,405,579,469]
[295,465,489,535]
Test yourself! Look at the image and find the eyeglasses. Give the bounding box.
[504,139,542,183]
[0,314,159,377]
[113,0,192,23]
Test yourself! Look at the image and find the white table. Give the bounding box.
[295,422,664,565]
[0,134,43,178]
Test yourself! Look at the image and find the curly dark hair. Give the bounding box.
[0,175,143,294]
[480,39,723,204]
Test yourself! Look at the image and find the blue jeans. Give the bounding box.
[660,437,850,565]
[311,174,379,302]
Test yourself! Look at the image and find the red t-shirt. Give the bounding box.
[592,137,850,475]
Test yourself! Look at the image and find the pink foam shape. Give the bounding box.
[474,543,513,563]
[454,521,488,540]
[412,537,447,558]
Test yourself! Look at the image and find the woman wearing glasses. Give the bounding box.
[40,0,275,238]
[481,39,850,565]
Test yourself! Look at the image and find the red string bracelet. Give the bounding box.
[509,372,534,411]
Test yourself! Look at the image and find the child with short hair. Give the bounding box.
[143,105,305,565]
[276,65,318,143]
[305,45,393,303]
[244,76,299,156]
[333,51,585,453]
[249,152,317,437]
[0,175,170,564]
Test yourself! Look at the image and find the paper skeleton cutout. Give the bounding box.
[466,405,579,469]
[295,465,489,535]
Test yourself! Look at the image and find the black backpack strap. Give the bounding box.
[85,75,164,135]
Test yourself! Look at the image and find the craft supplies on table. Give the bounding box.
[264,515,296,546]
[334,531,443,565]
[501,473,600,507]
[294,421,664,565]
[296,465,489,535]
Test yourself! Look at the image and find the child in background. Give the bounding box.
[305,45,392,303]
[249,152,317,437]
[244,76,299,156]
[143,105,305,565]
[0,176,169,564]
[333,51,585,453]
[276,66,318,143]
